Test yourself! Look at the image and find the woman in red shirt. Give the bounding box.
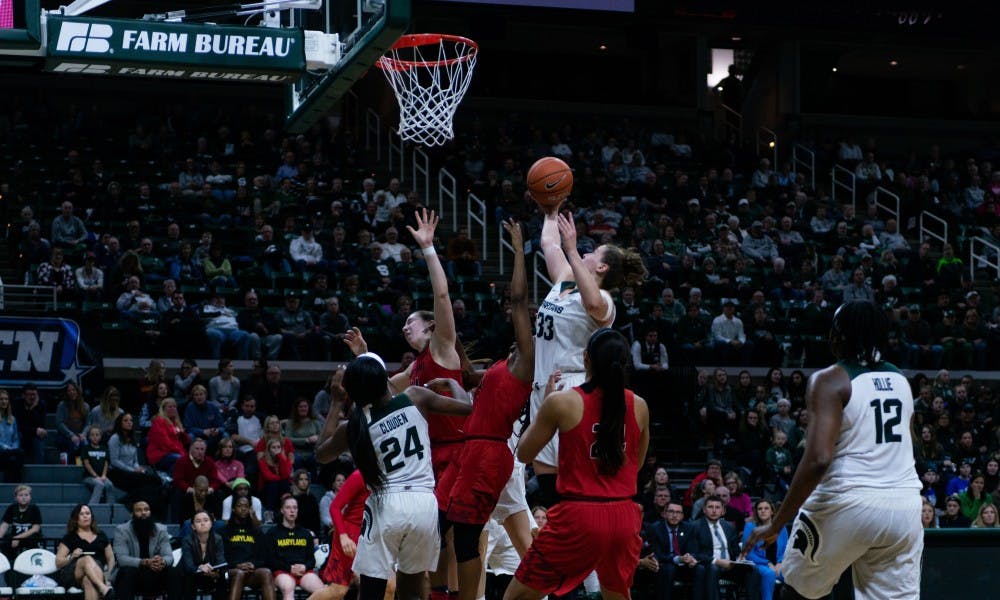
[257,438,292,515]
[146,397,189,474]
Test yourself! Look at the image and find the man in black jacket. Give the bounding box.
[13,384,47,465]
[683,496,760,600]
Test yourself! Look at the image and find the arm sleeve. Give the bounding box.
[158,528,174,565]
[181,536,200,574]
[631,342,649,370]
[56,403,74,438]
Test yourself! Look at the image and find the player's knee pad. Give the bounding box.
[452,522,485,563]
[438,510,453,547]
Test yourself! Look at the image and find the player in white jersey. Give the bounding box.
[334,353,473,600]
[529,204,646,505]
[744,301,923,600]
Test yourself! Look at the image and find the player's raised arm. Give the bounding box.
[407,208,460,368]
[406,381,473,416]
[558,212,611,325]
[504,219,535,383]
[540,202,573,284]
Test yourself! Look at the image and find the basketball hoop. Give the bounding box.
[377,33,478,147]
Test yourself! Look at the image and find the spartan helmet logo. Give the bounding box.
[31,552,44,567]
[790,513,820,563]
[361,505,374,541]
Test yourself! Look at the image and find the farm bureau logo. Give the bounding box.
[0,317,94,389]
[55,22,113,53]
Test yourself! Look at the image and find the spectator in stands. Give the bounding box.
[284,398,322,473]
[452,299,482,344]
[203,246,237,289]
[972,503,999,529]
[266,495,324,600]
[174,438,224,500]
[74,251,104,301]
[257,438,292,514]
[238,290,282,361]
[160,291,204,357]
[14,383,48,464]
[289,224,327,275]
[741,221,778,266]
[138,382,170,432]
[51,200,89,251]
[181,510,227,600]
[223,496,275,600]
[86,387,122,440]
[254,224,292,278]
[631,327,669,373]
[0,485,42,579]
[0,390,22,482]
[227,396,264,469]
[147,397,189,474]
[81,426,118,505]
[710,301,751,365]
[684,460,724,510]
[675,303,711,365]
[699,369,737,443]
[113,499,181,600]
[55,382,89,460]
[214,438,245,489]
[290,469,321,536]
[740,498,786,600]
[55,503,116,600]
[380,226,407,263]
[445,227,482,280]
[958,472,993,521]
[650,501,689,599]
[750,159,772,190]
[179,475,222,527]
[939,495,971,528]
[902,305,943,369]
[684,495,758,599]
[643,487,672,525]
[207,359,240,412]
[107,413,161,505]
[202,293,253,360]
[275,292,324,361]
[765,429,793,496]
[254,364,297,422]
[958,309,990,370]
[184,385,227,452]
[37,246,76,299]
[174,359,203,407]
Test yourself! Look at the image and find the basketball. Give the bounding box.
[527,157,574,207]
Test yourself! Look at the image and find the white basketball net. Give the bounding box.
[377,34,478,147]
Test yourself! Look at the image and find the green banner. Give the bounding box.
[46,15,304,72]
[44,59,299,83]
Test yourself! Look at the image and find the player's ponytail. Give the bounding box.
[598,245,648,291]
[344,355,390,496]
[587,328,630,475]
[831,300,886,366]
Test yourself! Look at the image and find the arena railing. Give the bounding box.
[388,126,404,181]
[0,284,58,312]
[792,143,815,191]
[718,103,742,145]
[412,146,432,224]
[969,236,1000,282]
[831,164,856,209]
[439,167,457,231]
[467,192,488,261]
[366,107,382,161]
[919,211,948,248]
[872,186,900,228]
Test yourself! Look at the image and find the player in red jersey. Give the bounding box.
[505,328,650,600]
[310,469,369,600]
[435,220,535,600]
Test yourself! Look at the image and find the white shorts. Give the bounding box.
[781,490,923,600]
[354,490,440,578]
[530,371,587,468]
[484,518,520,576]
[491,460,529,523]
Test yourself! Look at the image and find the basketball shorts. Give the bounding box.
[781,490,923,600]
[435,450,462,511]
[445,439,514,525]
[491,459,530,524]
[354,490,440,578]
[530,371,586,468]
[515,499,642,596]
[320,525,361,586]
[431,439,463,482]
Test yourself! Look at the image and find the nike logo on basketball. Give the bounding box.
[544,176,566,190]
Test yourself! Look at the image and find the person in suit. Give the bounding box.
[650,502,693,599]
[683,495,760,600]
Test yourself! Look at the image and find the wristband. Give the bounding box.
[421,245,437,257]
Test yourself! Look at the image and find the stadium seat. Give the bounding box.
[13,549,65,596]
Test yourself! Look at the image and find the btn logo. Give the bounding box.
[55,22,114,53]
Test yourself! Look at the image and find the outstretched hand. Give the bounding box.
[544,370,564,397]
[343,327,368,356]
[407,208,439,250]
[556,212,577,253]
[740,523,781,560]
[503,219,524,252]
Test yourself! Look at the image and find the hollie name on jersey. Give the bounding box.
[378,412,409,434]
[872,377,894,391]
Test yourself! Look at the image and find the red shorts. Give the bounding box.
[435,450,462,511]
[273,571,304,585]
[444,439,513,524]
[320,527,360,586]
[431,439,463,482]
[515,499,642,596]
